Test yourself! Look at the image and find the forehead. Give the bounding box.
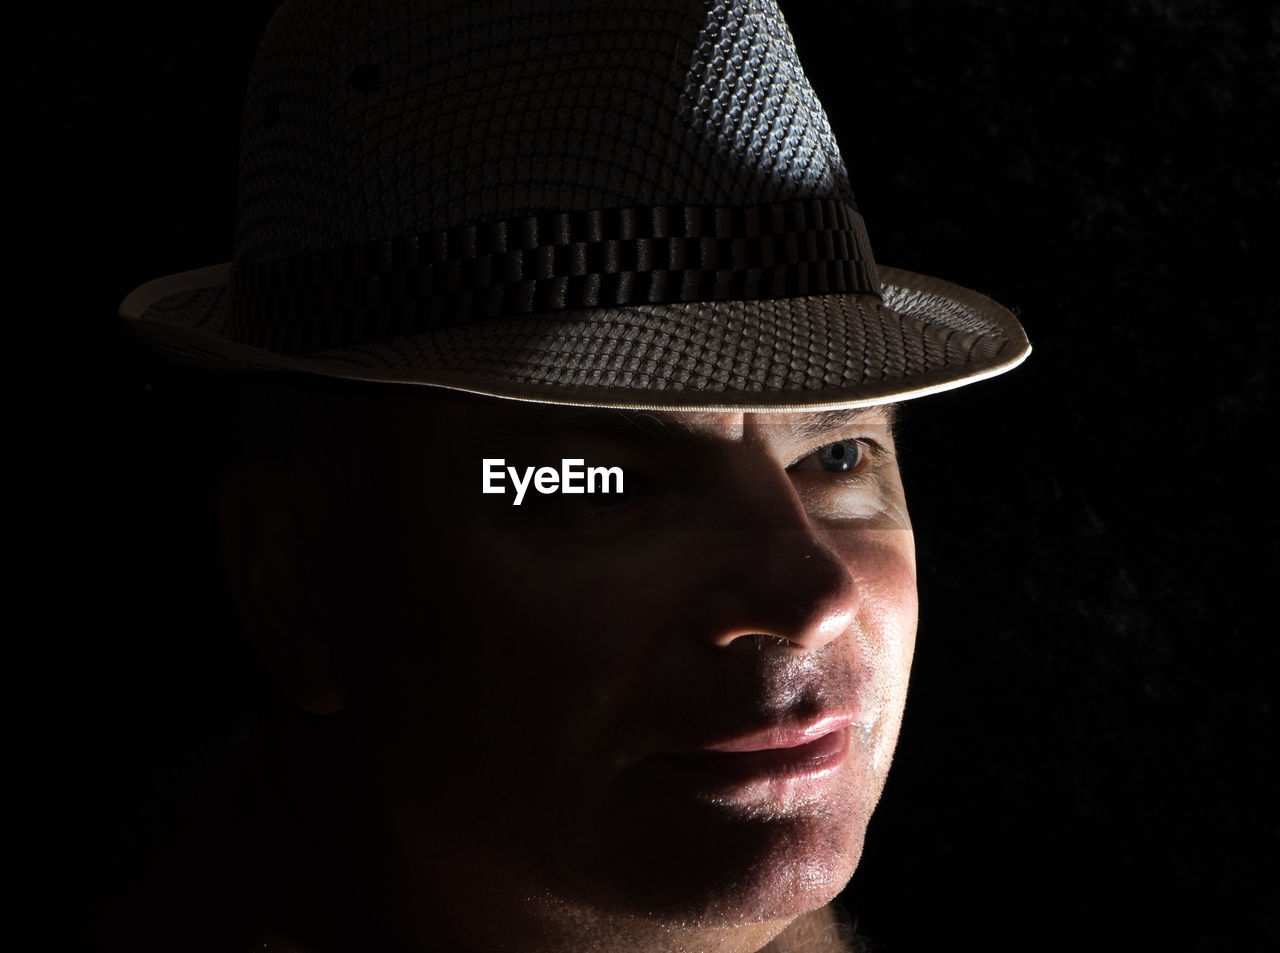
[428,395,899,444]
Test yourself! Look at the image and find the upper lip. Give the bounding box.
[666,713,858,755]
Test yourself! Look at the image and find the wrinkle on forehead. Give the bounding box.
[461,399,899,444]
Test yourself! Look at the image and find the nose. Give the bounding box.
[687,461,859,655]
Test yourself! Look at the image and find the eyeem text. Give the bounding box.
[482,459,624,506]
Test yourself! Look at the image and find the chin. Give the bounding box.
[582,783,874,928]
[705,814,867,925]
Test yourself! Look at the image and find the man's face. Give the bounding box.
[334,393,917,941]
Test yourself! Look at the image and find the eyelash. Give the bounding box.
[788,437,885,476]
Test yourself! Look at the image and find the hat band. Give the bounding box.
[229,199,879,353]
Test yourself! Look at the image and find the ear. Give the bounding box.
[218,459,345,715]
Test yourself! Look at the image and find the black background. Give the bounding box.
[15,2,1276,950]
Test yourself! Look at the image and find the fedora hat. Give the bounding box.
[120,0,1029,411]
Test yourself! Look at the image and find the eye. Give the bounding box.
[818,439,864,473]
[791,438,872,475]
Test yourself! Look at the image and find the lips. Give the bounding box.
[702,714,855,754]
[643,715,855,792]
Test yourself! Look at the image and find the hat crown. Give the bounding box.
[235,0,855,264]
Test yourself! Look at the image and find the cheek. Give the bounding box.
[350,528,664,791]
[871,537,918,677]
[870,546,917,774]
[834,526,918,747]
[836,523,917,643]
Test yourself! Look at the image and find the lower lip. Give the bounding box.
[650,726,851,791]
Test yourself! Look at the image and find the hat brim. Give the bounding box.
[119,263,1029,411]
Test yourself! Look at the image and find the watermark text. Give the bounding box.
[482,459,624,505]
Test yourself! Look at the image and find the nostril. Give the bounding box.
[715,632,805,656]
[743,633,800,652]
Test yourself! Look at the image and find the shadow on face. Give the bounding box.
[220,380,917,952]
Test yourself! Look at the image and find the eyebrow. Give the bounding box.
[789,404,900,441]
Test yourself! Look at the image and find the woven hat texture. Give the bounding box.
[120,0,1029,410]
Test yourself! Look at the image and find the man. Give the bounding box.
[119,1,1029,950]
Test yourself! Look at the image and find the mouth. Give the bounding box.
[642,715,855,797]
